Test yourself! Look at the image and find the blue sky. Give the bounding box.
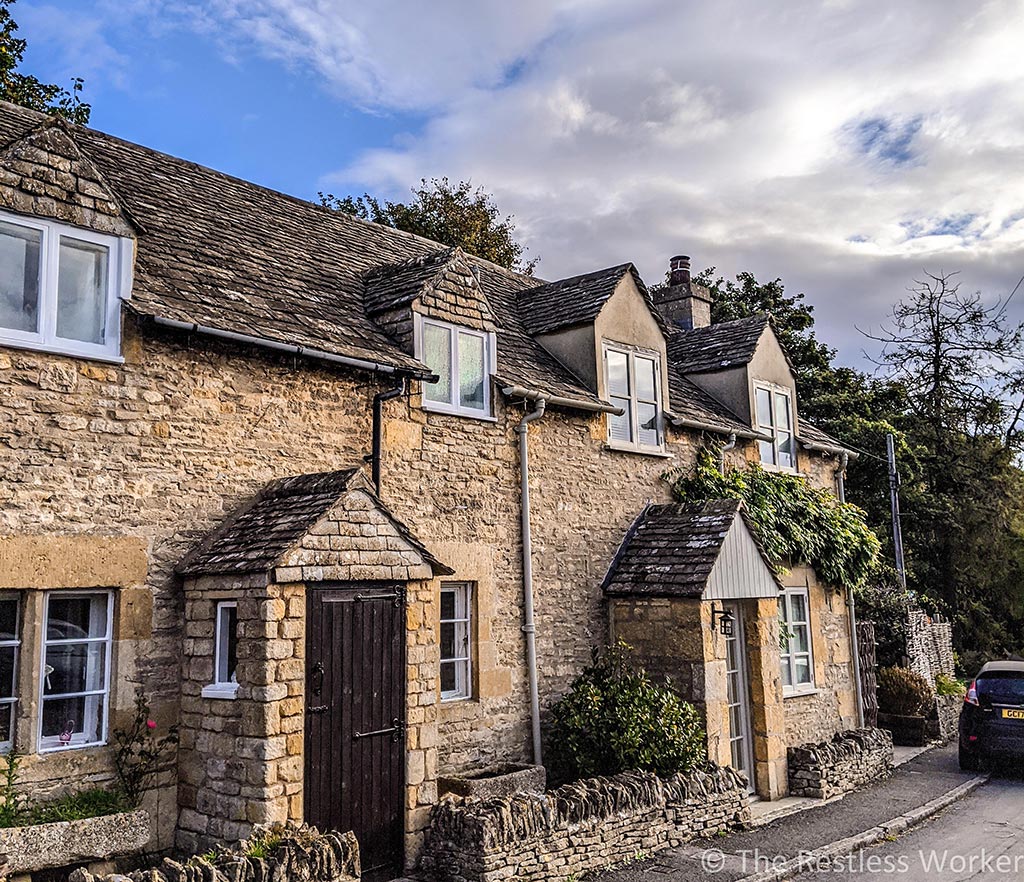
[14,1,1024,364]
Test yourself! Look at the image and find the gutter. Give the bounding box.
[152,316,437,381]
[666,412,767,441]
[799,436,859,460]
[502,384,623,415]
[516,398,547,766]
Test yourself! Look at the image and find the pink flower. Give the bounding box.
[146,720,157,730]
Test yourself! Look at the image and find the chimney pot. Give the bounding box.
[669,254,691,286]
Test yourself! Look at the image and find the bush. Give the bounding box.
[548,643,706,784]
[935,673,966,697]
[877,666,934,716]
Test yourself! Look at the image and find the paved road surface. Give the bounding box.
[799,772,1024,881]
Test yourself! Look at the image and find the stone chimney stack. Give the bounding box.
[652,254,712,330]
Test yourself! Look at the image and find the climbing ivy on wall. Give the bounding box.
[664,448,881,589]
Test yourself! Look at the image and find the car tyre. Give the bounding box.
[959,744,980,771]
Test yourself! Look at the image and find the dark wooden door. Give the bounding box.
[304,584,406,882]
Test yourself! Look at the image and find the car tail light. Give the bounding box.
[965,680,979,706]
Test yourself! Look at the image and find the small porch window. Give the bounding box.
[39,591,112,751]
[755,383,795,470]
[203,601,239,699]
[780,588,814,693]
[440,583,473,701]
[0,597,20,752]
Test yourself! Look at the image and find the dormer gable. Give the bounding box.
[0,118,140,239]
[363,246,496,352]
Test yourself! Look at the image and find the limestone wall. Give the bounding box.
[420,766,749,882]
[906,608,955,686]
[787,728,894,799]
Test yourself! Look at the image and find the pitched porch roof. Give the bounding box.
[602,499,782,600]
[178,468,452,579]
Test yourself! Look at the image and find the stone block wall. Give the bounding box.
[420,766,750,882]
[929,694,962,743]
[906,608,955,686]
[787,728,894,800]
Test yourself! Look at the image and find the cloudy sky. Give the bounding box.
[19,0,1024,365]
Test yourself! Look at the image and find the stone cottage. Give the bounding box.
[0,100,863,879]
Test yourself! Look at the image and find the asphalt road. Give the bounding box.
[799,773,1024,882]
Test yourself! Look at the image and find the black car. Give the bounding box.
[959,660,1024,770]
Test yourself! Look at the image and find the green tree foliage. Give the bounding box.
[548,643,706,784]
[320,177,538,274]
[0,0,90,124]
[666,447,880,589]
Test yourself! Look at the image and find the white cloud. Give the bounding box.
[18,3,129,89]
[142,0,1024,362]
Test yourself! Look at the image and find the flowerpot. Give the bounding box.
[438,763,546,799]
[877,712,928,746]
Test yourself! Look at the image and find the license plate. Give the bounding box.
[1001,709,1024,720]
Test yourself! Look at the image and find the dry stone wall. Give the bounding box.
[787,728,894,799]
[420,766,749,882]
[906,609,955,686]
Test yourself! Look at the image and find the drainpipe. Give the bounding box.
[836,451,849,504]
[719,432,737,474]
[517,398,547,766]
[370,378,406,494]
[848,586,865,727]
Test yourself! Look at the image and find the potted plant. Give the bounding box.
[876,666,935,745]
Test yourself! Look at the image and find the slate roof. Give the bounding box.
[178,468,451,576]
[0,101,601,405]
[603,499,778,598]
[798,420,851,455]
[667,314,771,374]
[517,263,648,335]
[363,247,463,316]
[667,370,761,438]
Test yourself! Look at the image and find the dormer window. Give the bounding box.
[755,383,795,470]
[416,315,495,418]
[604,344,663,451]
[0,211,131,362]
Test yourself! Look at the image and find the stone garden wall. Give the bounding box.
[906,609,955,686]
[420,765,749,882]
[929,694,962,743]
[787,728,894,800]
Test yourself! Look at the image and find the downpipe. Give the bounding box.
[836,451,849,503]
[517,398,547,766]
[719,432,737,474]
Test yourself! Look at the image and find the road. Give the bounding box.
[799,773,1024,882]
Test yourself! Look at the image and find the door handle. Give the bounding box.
[353,718,405,743]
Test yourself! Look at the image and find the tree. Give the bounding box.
[0,0,90,124]
[320,177,538,274]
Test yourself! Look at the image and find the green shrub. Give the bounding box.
[25,788,128,825]
[877,666,934,716]
[935,674,966,697]
[548,643,706,784]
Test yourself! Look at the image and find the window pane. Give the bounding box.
[423,323,452,404]
[609,396,633,443]
[778,431,794,469]
[792,624,810,654]
[794,656,812,685]
[0,704,12,745]
[458,331,486,411]
[217,605,238,685]
[0,221,41,334]
[440,590,456,621]
[440,621,455,661]
[635,356,657,402]
[0,646,15,700]
[0,599,17,642]
[790,592,808,624]
[606,350,629,396]
[43,641,106,695]
[755,388,773,428]
[638,401,659,447]
[774,392,792,430]
[57,237,108,345]
[41,694,104,743]
[781,658,793,687]
[758,439,776,465]
[47,595,107,641]
[440,661,456,694]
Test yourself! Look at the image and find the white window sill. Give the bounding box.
[422,402,497,422]
[783,687,819,699]
[0,337,123,364]
[604,442,674,459]
[440,693,473,703]
[759,463,800,475]
[202,683,240,700]
[38,738,107,754]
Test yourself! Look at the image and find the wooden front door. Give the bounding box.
[304,584,406,882]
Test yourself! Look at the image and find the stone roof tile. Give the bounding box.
[667,314,771,374]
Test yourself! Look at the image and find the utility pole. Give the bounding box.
[887,432,907,588]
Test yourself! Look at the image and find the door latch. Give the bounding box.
[353,718,405,742]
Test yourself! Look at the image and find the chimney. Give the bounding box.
[653,254,712,330]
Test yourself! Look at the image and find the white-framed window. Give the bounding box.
[780,588,814,693]
[415,315,495,419]
[203,601,239,700]
[604,344,662,450]
[0,596,20,752]
[39,591,112,751]
[0,210,132,362]
[440,583,473,701]
[755,383,795,470]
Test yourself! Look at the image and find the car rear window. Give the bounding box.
[977,672,1024,705]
